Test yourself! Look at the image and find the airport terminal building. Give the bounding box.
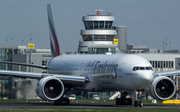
[0,46,51,99]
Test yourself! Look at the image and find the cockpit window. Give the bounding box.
[140,67,145,70]
[149,67,153,71]
[133,67,136,71]
[133,66,153,71]
[133,67,139,71]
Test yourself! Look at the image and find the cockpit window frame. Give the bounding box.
[145,67,150,70]
[140,67,145,70]
[133,66,153,71]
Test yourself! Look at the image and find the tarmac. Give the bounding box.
[0,101,180,110]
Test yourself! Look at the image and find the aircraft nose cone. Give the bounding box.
[141,71,154,87]
[145,72,153,81]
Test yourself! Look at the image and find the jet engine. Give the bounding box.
[36,76,64,101]
[149,76,176,100]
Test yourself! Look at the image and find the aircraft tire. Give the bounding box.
[54,100,60,105]
[54,98,70,106]
[134,101,143,107]
[116,98,132,105]
[60,98,70,105]
[126,98,132,105]
[138,101,143,107]
[116,98,120,105]
[134,101,138,107]
[116,98,123,105]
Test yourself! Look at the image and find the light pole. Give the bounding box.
[12,37,14,55]
[29,33,32,72]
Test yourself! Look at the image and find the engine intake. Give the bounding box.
[149,76,176,100]
[36,76,64,101]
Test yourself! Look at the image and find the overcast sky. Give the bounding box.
[0,0,180,53]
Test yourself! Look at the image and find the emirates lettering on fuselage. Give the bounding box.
[86,61,118,79]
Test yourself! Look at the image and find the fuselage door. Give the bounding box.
[118,63,126,78]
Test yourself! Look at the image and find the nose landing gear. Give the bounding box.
[134,90,143,107]
[115,92,132,105]
[115,91,144,107]
[134,100,143,107]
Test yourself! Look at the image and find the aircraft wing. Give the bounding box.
[0,70,89,87]
[153,70,180,77]
[0,61,47,69]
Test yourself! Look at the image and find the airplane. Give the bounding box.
[0,4,180,107]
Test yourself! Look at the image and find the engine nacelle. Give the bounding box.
[36,76,64,101]
[149,76,176,100]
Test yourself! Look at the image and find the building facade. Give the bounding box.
[0,46,27,99]
[0,46,52,99]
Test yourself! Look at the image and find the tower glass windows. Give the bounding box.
[99,21,104,29]
[88,48,115,54]
[105,21,113,29]
[84,21,93,29]
[105,21,108,29]
[82,35,92,41]
[94,21,98,29]
[84,21,113,30]
[108,21,113,29]
[82,35,115,41]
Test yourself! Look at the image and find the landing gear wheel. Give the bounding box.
[116,98,123,105]
[138,101,143,107]
[127,98,132,105]
[116,98,132,105]
[54,98,70,106]
[134,101,143,107]
[115,92,132,105]
[116,98,119,105]
[134,101,138,107]
[54,100,59,105]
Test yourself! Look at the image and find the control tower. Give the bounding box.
[78,10,127,54]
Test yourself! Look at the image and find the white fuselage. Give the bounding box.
[47,54,154,92]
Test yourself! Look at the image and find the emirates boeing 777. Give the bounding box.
[0,4,180,107]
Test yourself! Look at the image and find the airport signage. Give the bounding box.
[114,39,118,44]
[28,43,34,49]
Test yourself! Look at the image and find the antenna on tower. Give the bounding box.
[30,33,32,43]
[168,41,171,50]
[162,36,172,53]
[21,40,24,45]
[94,9,103,15]
[162,36,168,53]
[162,39,165,52]
[5,37,8,46]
